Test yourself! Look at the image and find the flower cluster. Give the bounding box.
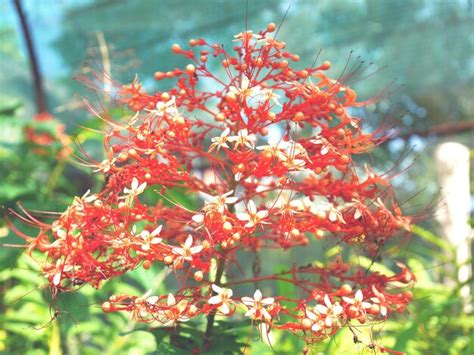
[13,23,415,351]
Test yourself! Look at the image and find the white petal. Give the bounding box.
[245,308,256,318]
[167,293,176,306]
[151,225,162,236]
[342,296,354,304]
[253,289,263,302]
[223,190,234,197]
[229,86,239,95]
[211,284,222,294]
[184,235,193,248]
[236,213,250,221]
[147,296,159,305]
[372,285,384,299]
[192,214,204,223]
[190,245,203,254]
[208,295,222,305]
[241,297,255,306]
[247,200,257,215]
[53,273,61,286]
[333,304,343,315]
[172,247,184,255]
[256,210,268,219]
[219,303,230,315]
[355,290,363,302]
[324,295,332,308]
[261,308,272,320]
[354,209,362,219]
[131,178,139,190]
[241,76,250,90]
[138,182,147,193]
[261,297,274,306]
[306,310,317,321]
[225,197,238,204]
[315,304,328,314]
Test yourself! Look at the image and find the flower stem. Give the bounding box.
[203,255,226,349]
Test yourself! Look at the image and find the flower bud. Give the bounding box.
[171,43,181,53]
[301,318,312,329]
[186,64,196,74]
[193,271,204,282]
[223,221,233,231]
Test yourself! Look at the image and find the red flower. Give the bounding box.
[13,23,415,351]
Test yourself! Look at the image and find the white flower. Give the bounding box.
[278,154,306,170]
[232,31,258,43]
[172,235,203,261]
[122,178,147,197]
[305,308,325,332]
[204,190,238,213]
[370,286,388,317]
[208,284,234,315]
[343,290,372,311]
[94,157,117,173]
[209,127,231,152]
[241,289,275,321]
[236,200,268,228]
[228,74,280,106]
[164,293,189,323]
[310,137,331,155]
[318,203,346,224]
[139,225,163,251]
[256,142,281,158]
[277,141,307,170]
[229,76,262,100]
[273,193,301,216]
[146,96,178,118]
[311,294,343,329]
[228,129,256,150]
[258,88,281,106]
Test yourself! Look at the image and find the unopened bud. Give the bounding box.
[193,271,204,282]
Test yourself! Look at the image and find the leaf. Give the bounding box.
[412,225,453,252]
[0,95,22,112]
[349,255,395,276]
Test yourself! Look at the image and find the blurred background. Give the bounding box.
[0,0,473,354]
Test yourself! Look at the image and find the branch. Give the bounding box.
[389,120,474,142]
[400,120,474,139]
[13,0,48,114]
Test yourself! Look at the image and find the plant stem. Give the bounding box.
[203,255,226,349]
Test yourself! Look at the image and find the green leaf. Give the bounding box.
[412,225,453,252]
